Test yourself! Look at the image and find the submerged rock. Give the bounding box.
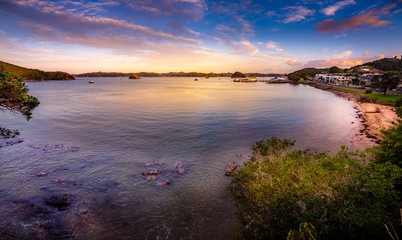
[54,179,83,187]
[145,161,164,167]
[0,138,23,148]
[156,180,171,186]
[225,162,238,176]
[142,169,161,176]
[33,145,79,153]
[44,194,73,211]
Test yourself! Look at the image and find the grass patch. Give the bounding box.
[333,86,402,106]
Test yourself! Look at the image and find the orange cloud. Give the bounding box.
[286,59,302,66]
[314,3,396,33]
[363,51,372,56]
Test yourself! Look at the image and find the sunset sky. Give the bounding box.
[0,0,401,74]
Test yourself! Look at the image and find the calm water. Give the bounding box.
[0,77,360,239]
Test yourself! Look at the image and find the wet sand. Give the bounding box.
[307,82,400,148]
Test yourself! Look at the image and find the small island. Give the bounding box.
[129,74,140,79]
[231,71,246,78]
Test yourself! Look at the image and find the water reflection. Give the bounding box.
[0,77,360,239]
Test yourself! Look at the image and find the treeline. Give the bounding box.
[359,58,402,72]
[75,71,284,78]
[0,60,74,81]
[287,68,323,81]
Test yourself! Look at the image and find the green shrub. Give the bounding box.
[365,89,372,94]
[227,138,401,239]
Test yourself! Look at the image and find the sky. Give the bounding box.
[0,0,401,74]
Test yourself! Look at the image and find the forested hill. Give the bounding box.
[357,58,402,71]
[287,68,323,81]
[0,60,75,81]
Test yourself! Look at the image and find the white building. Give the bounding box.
[315,74,353,84]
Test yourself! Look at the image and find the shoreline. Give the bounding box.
[307,82,399,148]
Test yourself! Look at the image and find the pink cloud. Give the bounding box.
[314,3,396,33]
[286,59,302,66]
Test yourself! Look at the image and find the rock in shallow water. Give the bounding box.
[225,162,238,176]
[141,169,161,176]
[44,194,73,211]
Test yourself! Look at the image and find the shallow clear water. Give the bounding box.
[0,77,360,239]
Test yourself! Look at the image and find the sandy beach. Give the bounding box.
[308,82,400,148]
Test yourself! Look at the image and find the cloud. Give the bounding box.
[314,3,396,33]
[363,51,372,56]
[121,0,207,21]
[265,41,283,51]
[321,0,356,16]
[303,54,386,68]
[0,0,199,45]
[333,50,352,58]
[283,6,315,23]
[286,59,302,66]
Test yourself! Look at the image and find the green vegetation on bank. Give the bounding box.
[0,70,40,138]
[333,86,402,105]
[227,132,402,239]
[0,60,75,81]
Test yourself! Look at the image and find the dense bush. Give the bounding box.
[227,137,401,239]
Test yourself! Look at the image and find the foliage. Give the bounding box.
[333,86,402,105]
[0,70,40,119]
[227,137,401,240]
[287,68,322,81]
[231,71,247,78]
[372,120,402,167]
[365,89,372,94]
[328,66,343,73]
[362,58,402,72]
[371,72,401,95]
[0,61,74,80]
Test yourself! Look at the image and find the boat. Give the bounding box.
[88,80,95,83]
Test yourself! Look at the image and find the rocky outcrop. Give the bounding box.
[225,162,238,176]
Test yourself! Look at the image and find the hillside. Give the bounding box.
[287,68,323,81]
[0,60,75,81]
[357,58,402,72]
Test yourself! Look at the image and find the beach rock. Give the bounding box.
[147,175,156,181]
[156,180,171,186]
[53,179,83,187]
[142,169,161,175]
[174,160,192,175]
[44,194,73,211]
[79,208,89,215]
[225,162,238,176]
[36,172,48,177]
[145,161,164,167]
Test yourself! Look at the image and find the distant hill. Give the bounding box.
[357,58,402,72]
[0,60,75,81]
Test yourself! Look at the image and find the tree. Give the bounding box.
[371,72,401,95]
[0,68,39,138]
[328,66,343,73]
[227,137,401,239]
[231,71,246,78]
